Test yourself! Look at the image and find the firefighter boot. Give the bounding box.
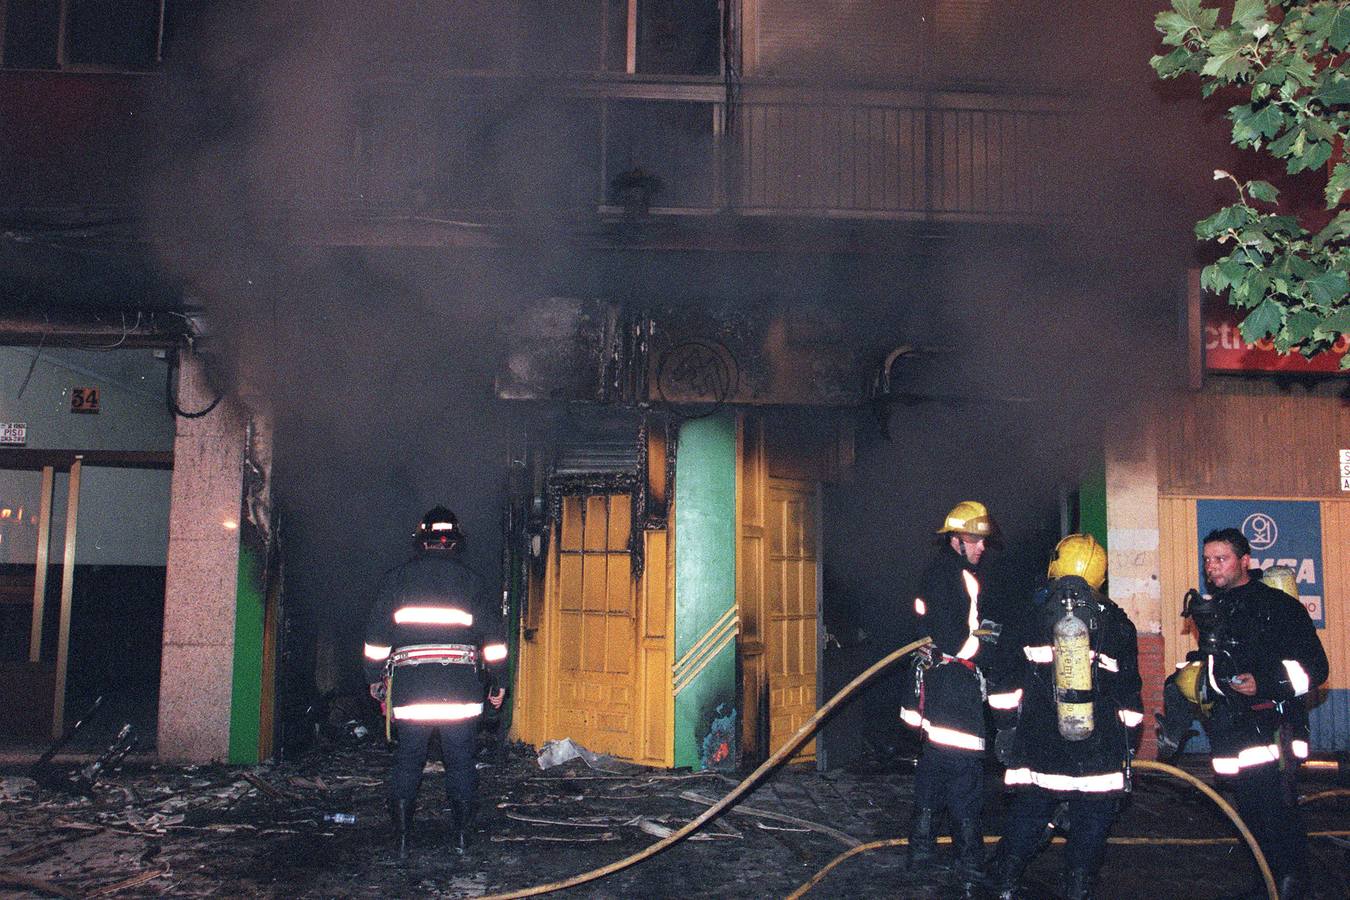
[1064,867,1095,900]
[905,807,939,871]
[449,799,478,854]
[390,799,414,861]
[951,819,985,890]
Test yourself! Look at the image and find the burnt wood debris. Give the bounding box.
[2,729,1348,899]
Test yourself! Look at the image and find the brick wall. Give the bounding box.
[1137,632,1166,760]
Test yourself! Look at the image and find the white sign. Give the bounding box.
[1342,449,1350,491]
[0,423,26,445]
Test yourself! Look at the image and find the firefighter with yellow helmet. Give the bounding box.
[899,501,1000,889]
[1155,528,1327,898]
[986,533,1143,900]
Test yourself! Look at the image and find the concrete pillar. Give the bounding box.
[1104,405,1164,757]
[157,354,248,763]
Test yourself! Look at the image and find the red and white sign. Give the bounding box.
[1204,297,1349,373]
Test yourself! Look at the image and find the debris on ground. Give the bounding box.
[1,734,1347,898]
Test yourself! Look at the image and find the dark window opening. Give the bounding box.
[636,0,719,76]
[2,0,62,69]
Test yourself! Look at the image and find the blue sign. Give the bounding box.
[1196,499,1325,628]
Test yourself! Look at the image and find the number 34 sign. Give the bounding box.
[70,387,100,414]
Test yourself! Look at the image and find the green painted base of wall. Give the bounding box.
[228,543,265,764]
[674,642,737,770]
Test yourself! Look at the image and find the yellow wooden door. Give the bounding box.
[548,494,639,759]
[766,478,819,760]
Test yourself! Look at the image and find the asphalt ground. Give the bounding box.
[1,735,1347,899]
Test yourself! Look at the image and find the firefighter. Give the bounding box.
[1156,528,1327,899]
[363,507,508,858]
[900,500,998,888]
[987,533,1142,900]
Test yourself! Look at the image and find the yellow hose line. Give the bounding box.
[1133,759,1275,900]
[476,637,935,900]
[788,760,1279,900]
[1300,788,1350,805]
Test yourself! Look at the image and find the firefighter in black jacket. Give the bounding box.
[363,507,508,858]
[1156,527,1328,899]
[900,501,997,886]
[987,534,1142,900]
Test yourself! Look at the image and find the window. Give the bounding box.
[0,0,186,71]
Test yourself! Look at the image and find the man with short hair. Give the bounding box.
[1160,527,1327,899]
[900,500,998,890]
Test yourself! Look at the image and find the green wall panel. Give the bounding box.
[228,543,265,764]
[673,413,738,769]
[1080,462,1107,548]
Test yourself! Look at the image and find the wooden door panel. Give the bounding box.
[767,479,819,759]
[547,494,639,759]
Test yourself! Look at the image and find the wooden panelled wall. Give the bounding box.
[1153,386,1350,698]
[1155,385,1350,499]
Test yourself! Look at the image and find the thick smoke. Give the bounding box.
[144,1,1253,721]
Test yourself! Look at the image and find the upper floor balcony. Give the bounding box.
[351,73,1074,234]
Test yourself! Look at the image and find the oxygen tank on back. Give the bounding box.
[1053,604,1094,740]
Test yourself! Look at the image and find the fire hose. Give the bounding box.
[478,636,1281,900]
[477,636,934,899]
[785,759,1278,899]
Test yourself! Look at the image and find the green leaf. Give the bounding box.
[1256,63,1287,85]
[1246,180,1279,203]
[1314,209,1350,248]
[1285,310,1320,343]
[1308,2,1350,52]
[1201,262,1229,294]
[1238,298,1283,341]
[1284,55,1317,88]
[1316,308,1350,336]
[1268,126,1300,157]
[1287,255,1321,279]
[1151,47,1196,77]
[1232,0,1266,27]
[1326,163,1350,209]
[1287,138,1333,174]
[1232,103,1285,143]
[1305,269,1349,305]
[1200,30,1253,80]
[1317,77,1350,107]
[1196,204,1250,238]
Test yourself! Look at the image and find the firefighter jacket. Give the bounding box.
[988,578,1143,795]
[1195,573,1328,776]
[362,552,507,725]
[900,546,989,754]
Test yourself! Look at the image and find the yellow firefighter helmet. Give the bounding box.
[1048,533,1107,591]
[1174,661,1213,714]
[936,500,995,536]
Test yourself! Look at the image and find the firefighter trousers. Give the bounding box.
[998,790,1116,876]
[912,744,984,823]
[1227,760,1307,883]
[390,719,479,804]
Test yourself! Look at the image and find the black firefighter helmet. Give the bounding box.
[416,506,464,553]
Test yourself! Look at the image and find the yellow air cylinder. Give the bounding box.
[1053,608,1094,740]
[1262,565,1298,600]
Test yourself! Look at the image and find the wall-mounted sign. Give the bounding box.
[1341,449,1350,492]
[1196,499,1325,628]
[0,423,26,445]
[70,387,100,414]
[1204,296,1349,373]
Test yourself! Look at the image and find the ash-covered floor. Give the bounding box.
[2,731,1347,899]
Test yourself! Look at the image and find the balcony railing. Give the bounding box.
[355,75,1074,226]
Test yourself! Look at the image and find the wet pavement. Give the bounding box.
[1,733,1347,899]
